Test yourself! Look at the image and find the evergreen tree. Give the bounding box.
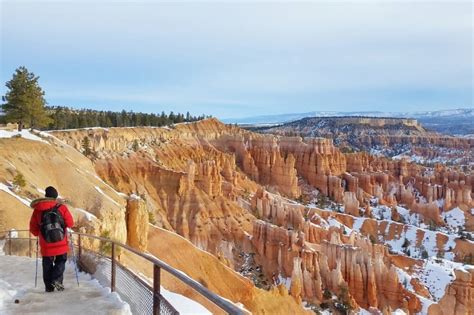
[42,105,204,130]
[1,66,51,130]
[81,136,92,156]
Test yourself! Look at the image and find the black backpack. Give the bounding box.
[40,204,66,243]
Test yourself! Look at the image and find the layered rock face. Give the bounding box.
[94,151,255,256]
[258,116,474,166]
[49,118,473,313]
[216,134,301,198]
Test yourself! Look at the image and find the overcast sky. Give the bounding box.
[1,1,472,118]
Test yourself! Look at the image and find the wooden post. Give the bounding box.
[111,242,116,292]
[153,265,161,315]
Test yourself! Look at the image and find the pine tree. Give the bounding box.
[1,66,51,130]
[81,136,92,156]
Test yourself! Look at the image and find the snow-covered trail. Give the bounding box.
[0,255,131,314]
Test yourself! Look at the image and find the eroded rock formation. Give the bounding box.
[126,195,149,251]
[48,118,473,313]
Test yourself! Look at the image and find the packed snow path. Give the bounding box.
[0,255,131,314]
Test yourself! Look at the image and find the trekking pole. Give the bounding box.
[35,238,39,288]
[69,231,80,287]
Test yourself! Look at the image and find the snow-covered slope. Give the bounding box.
[0,255,131,315]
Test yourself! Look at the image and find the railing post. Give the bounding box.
[8,230,12,255]
[77,234,82,262]
[111,242,116,292]
[153,264,161,315]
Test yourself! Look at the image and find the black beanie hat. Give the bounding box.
[45,186,58,199]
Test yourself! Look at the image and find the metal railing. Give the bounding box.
[1,229,244,315]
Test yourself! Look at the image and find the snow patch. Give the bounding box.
[441,207,465,231]
[352,217,366,232]
[327,217,353,234]
[129,194,141,200]
[0,129,49,144]
[277,275,292,291]
[0,183,31,207]
[94,186,121,207]
[75,208,98,222]
[414,258,457,301]
[395,267,414,292]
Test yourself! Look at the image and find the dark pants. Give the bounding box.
[42,253,67,291]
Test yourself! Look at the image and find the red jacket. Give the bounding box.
[29,198,74,257]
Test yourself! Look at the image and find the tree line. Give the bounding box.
[46,106,208,130]
[1,66,208,130]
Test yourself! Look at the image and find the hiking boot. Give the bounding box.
[45,287,54,292]
[52,281,64,291]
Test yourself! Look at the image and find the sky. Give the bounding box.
[0,0,472,119]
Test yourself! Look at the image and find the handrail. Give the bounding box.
[1,229,244,315]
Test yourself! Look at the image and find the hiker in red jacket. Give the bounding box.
[30,186,74,292]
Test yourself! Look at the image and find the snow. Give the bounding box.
[91,174,126,199]
[383,222,456,259]
[0,129,49,144]
[441,207,465,231]
[103,262,212,315]
[352,217,366,232]
[161,286,211,314]
[277,274,292,290]
[0,255,131,314]
[359,309,407,315]
[370,205,393,221]
[414,258,456,301]
[327,217,353,234]
[8,230,18,239]
[395,267,414,292]
[416,294,435,315]
[129,194,141,200]
[94,186,121,207]
[0,183,31,207]
[75,208,98,222]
